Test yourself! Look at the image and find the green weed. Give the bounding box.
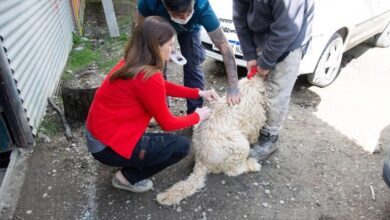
[99,57,120,74]
[39,115,62,136]
[68,47,100,71]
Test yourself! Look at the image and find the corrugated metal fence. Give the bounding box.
[0,0,74,134]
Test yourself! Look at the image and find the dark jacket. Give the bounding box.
[233,0,314,69]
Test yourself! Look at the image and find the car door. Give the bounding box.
[346,0,377,48]
[373,0,390,17]
[370,0,390,34]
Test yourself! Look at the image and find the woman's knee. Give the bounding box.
[174,135,190,157]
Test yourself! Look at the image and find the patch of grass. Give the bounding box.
[72,32,83,45]
[67,46,101,71]
[63,33,102,80]
[104,33,129,46]
[99,57,121,74]
[39,115,62,136]
[63,2,133,79]
[118,33,129,42]
[61,70,74,82]
[64,32,129,77]
[96,33,128,73]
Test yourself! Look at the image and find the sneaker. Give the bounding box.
[249,130,278,161]
[112,176,153,193]
[383,151,390,188]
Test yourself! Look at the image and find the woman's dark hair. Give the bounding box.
[163,0,194,13]
[110,16,176,81]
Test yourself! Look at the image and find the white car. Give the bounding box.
[201,0,390,87]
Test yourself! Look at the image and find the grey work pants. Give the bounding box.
[262,48,303,136]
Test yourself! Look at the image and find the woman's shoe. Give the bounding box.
[112,176,153,193]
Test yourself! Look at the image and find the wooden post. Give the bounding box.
[101,0,120,37]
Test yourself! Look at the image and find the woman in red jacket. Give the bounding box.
[85,16,218,193]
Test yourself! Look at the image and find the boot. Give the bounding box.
[249,130,278,161]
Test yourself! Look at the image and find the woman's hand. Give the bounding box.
[195,106,212,122]
[199,89,220,102]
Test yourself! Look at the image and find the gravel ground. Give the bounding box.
[3,1,390,219]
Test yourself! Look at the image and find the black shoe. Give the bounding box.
[249,130,278,161]
[383,151,390,188]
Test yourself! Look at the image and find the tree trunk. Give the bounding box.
[61,70,104,124]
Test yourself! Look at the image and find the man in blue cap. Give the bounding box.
[137,0,241,114]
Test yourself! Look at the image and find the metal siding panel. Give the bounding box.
[0,0,74,134]
[11,4,52,91]
[19,9,59,104]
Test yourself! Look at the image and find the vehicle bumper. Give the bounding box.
[202,41,319,75]
[201,28,325,75]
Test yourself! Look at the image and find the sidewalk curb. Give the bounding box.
[0,149,30,219]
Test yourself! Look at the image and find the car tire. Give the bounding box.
[372,22,390,48]
[307,33,344,87]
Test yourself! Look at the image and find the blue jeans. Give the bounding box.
[91,133,190,184]
[178,30,205,114]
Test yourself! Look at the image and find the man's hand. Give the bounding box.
[199,89,220,102]
[246,60,270,79]
[247,66,258,79]
[227,86,241,106]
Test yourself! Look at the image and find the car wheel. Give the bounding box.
[372,22,390,48]
[307,33,344,87]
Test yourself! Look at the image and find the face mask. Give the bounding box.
[170,10,194,25]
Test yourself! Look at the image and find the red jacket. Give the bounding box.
[86,60,200,158]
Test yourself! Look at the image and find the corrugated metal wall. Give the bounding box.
[0,0,74,134]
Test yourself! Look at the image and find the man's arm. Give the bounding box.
[233,0,257,62]
[207,27,240,105]
[258,0,305,69]
[233,0,269,77]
